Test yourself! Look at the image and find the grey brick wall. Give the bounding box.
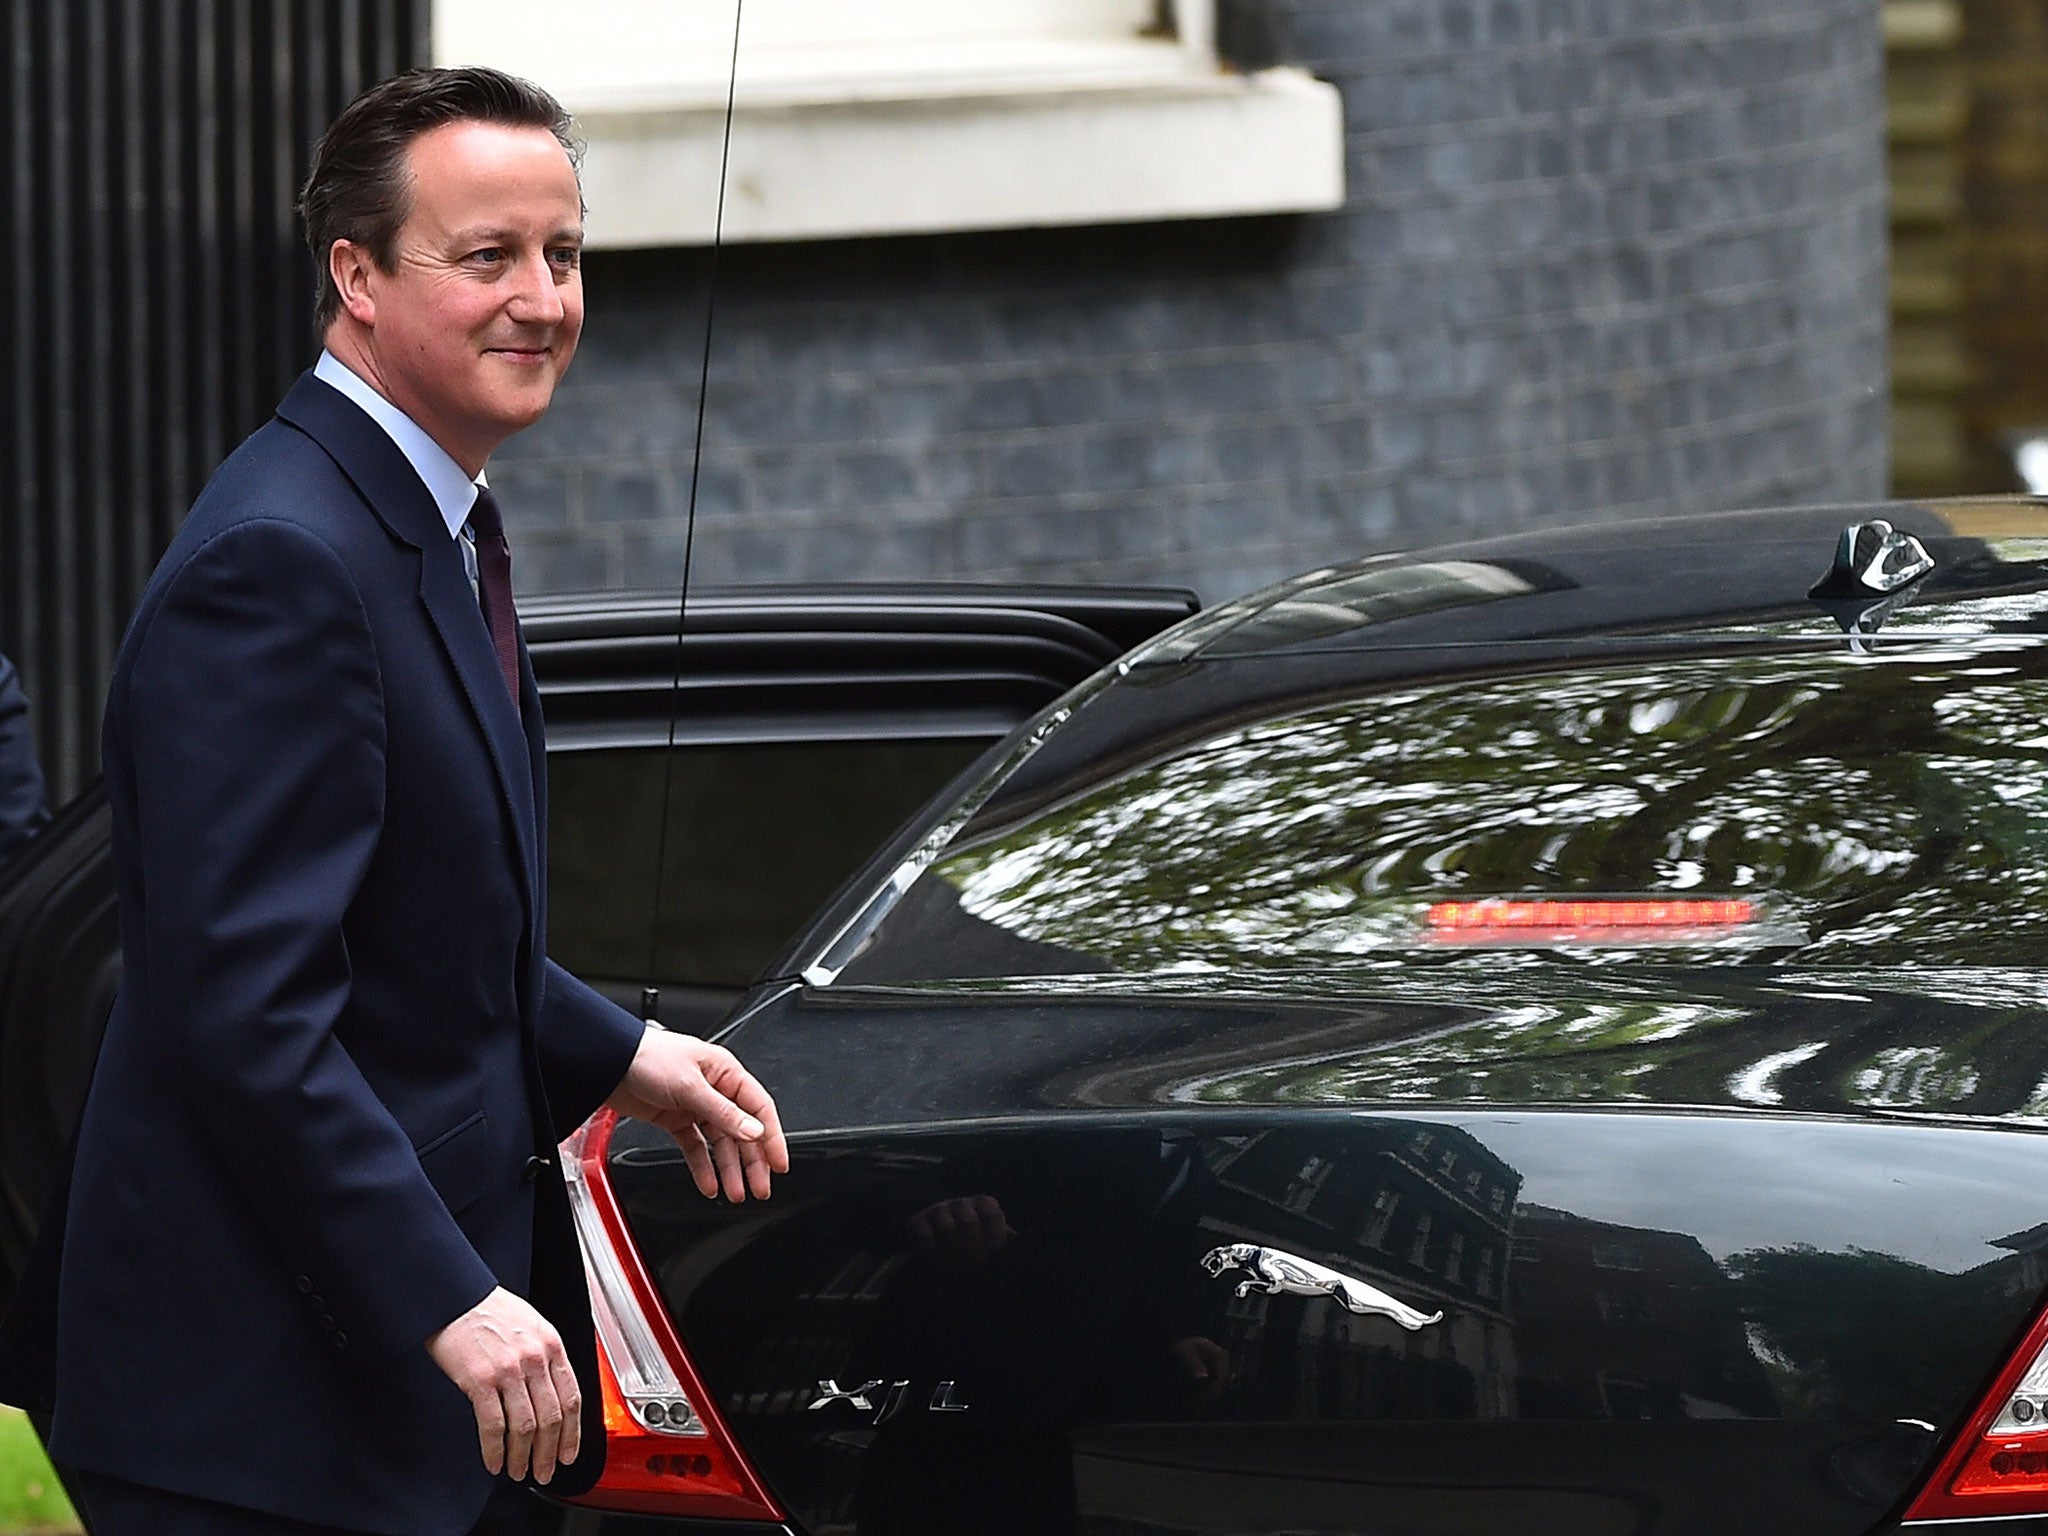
[495,0,1889,604]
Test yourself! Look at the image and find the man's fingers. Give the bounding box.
[675,1123,718,1198]
[612,1032,791,1199]
[694,1067,766,1142]
[687,1042,786,1151]
[471,1385,508,1476]
[552,1351,584,1468]
[527,1359,564,1485]
[741,1136,779,1200]
[711,1133,745,1203]
[753,1097,791,1176]
[502,1374,539,1483]
[426,1289,578,1480]
[729,1070,789,1167]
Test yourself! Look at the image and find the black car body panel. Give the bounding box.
[712,973,2048,1126]
[611,1091,2046,1536]
[657,969,2048,1533]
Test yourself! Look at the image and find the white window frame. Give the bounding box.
[433,0,1342,248]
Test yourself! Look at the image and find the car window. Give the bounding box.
[837,642,2048,980]
[548,737,984,991]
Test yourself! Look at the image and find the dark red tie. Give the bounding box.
[466,487,522,708]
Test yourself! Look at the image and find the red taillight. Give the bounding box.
[1425,898,1755,941]
[559,1109,783,1521]
[1905,1299,2048,1520]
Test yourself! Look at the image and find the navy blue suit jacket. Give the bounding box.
[0,374,645,1533]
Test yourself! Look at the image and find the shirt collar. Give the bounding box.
[314,350,482,540]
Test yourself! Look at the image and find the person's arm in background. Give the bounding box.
[0,650,51,865]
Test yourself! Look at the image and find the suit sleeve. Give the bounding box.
[124,518,498,1361]
[535,958,646,1132]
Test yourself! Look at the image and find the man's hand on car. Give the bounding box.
[426,1285,581,1484]
[607,1026,791,1201]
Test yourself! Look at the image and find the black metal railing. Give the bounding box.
[1,0,426,802]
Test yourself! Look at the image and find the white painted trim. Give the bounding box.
[577,69,1345,249]
[438,0,1176,105]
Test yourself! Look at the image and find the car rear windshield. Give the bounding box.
[836,642,2048,982]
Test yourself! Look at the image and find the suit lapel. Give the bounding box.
[275,373,540,922]
[416,539,540,910]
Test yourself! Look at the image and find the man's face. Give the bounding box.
[348,120,584,472]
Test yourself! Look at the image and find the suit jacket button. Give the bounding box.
[296,1275,314,1294]
[332,1333,348,1352]
[523,1155,551,1182]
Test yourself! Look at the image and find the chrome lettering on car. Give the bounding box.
[809,1379,972,1419]
[1201,1243,1444,1329]
[810,1378,885,1413]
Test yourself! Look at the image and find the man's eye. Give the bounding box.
[468,248,504,266]
[550,248,582,271]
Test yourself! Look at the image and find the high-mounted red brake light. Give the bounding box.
[559,1109,784,1521]
[1425,898,1755,941]
[1905,1298,2048,1520]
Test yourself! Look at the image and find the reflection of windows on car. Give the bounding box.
[434,0,1342,247]
[1596,1288,1651,1326]
[1281,1153,1332,1214]
[1407,1212,1433,1269]
[1592,1241,1645,1272]
[1359,1188,1399,1251]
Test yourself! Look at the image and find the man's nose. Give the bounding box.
[505,251,566,323]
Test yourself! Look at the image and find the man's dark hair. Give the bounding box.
[299,66,581,332]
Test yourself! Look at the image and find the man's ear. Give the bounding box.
[329,239,378,327]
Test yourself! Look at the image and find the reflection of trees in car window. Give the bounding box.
[872,648,2048,974]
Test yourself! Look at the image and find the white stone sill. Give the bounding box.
[572,66,1345,249]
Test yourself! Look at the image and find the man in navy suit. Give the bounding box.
[0,67,787,1535]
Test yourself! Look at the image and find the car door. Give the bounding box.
[0,580,1196,1309]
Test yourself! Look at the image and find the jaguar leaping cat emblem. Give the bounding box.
[1201,1243,1444,1329]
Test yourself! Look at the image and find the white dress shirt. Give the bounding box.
[313,351,486,587]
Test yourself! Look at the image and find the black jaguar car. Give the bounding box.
[12,501,2048,1536]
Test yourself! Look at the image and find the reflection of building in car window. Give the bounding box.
[1592,1242,1646,1272]
[0,651,49,868]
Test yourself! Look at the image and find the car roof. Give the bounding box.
[967,497,2048,833]
[1136,497,2048,662]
